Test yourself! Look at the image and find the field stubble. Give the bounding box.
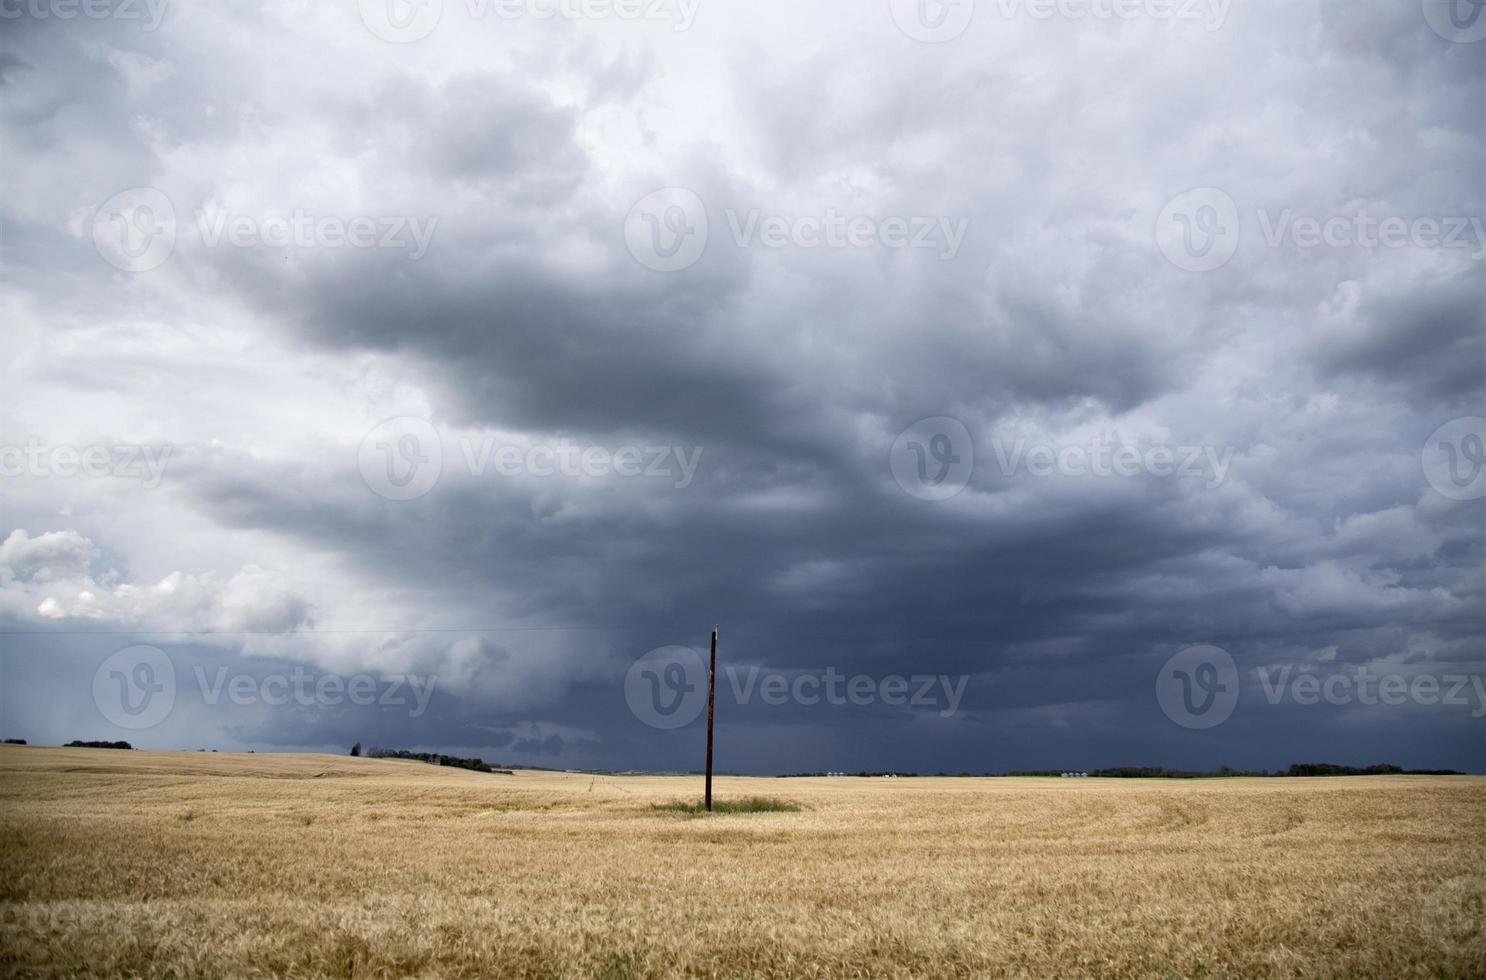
[0,745,1482,978]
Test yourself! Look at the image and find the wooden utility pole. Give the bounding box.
[705,625,718,812]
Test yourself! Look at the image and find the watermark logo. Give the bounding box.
[625,646,709,729]
[1156,644,1239,729]
[191,665,436,717]
[888,0,974,42]
[92,187,177,273]
[1423,0,1486,42]
[91,647,438,730]
[891,417,974,500]
[358,0,443,42]
[624,189,970,271]
[1158,189,1486,270]
[195,205,438,260]
[357,419,705,500]
[624,647,969,728]
[360,0,698,38]
[1422,417,1486,501]
[895,0,1231,41]
[464,0,699,28]
[624,187,709,272]
[1156,187,1241,272]
[93,645,176,730]
[90,189,438,271]
[359,416,444,501]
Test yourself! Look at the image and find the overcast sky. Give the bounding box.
[1,0,1482,774]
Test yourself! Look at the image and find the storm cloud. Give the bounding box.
[1,0,1482,773]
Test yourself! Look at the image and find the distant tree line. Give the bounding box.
[782,763,1466,778]
[1001,764,1464,778]
[64,740,133,750]
[779,771,920,778]
[363,747,511,774]
[1280,763,1463,777]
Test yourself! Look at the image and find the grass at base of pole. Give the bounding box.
[651,796,802,814]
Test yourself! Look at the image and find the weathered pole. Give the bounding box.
[705,625,718,812]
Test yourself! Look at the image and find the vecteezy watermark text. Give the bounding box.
[624,646,968,728]
[992,435,1234,487]
[358,417,705,501]
[457,436,703,487]
[724,209,969,260]
[1255,210,1486,258]
[92,645,437,730]
[887,0,1230,43]
[725,666,968,717]
[1156,187,1486,272]
[192,665,436,717]
[990,0,1230,28]
[357,0,699,43]
[1257,665,1486,717]
[90,187,438,273]
[624,187,969,272]
[1156,643,1486,729]
[0,0,168,29]
[889,417,1238,501]
[1,439,172,489]
[196,206,438,260]
[463,0,699,26]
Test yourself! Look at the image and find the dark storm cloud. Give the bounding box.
[1314,269,1486,399]
[1,1,1482,773]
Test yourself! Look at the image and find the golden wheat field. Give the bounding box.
[0,745,1482,979]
